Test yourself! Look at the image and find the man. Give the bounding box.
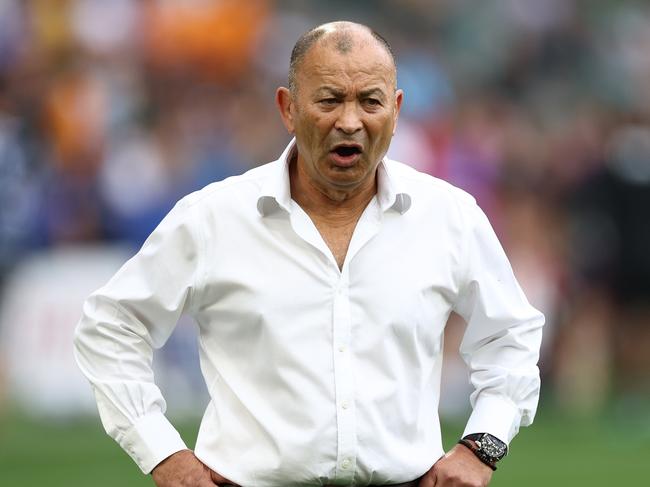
[74,22,543,487]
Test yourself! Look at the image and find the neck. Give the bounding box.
[289,155,377,223]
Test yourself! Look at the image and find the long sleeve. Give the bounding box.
[452,198,544,445]
[73,197,203,473]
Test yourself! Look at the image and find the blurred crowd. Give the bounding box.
[0,0,648,416]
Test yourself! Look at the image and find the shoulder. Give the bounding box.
[384,158,477,211]
[176,160,279,211]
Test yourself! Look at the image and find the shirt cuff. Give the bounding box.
[118,411,188,474]
[462,394,521,445]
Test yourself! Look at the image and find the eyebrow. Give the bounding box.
[359,88,387,99]
[315,86,388,99]
[315,86,345,98]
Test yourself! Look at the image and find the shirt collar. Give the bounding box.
[257,139,412,216]
[376,157,412,214]
[256,141,295,216]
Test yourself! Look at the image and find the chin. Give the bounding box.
[328,178,365,192]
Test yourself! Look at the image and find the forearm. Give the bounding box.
[460,309,543,442]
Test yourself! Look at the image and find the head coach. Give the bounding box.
[74,21,544,487]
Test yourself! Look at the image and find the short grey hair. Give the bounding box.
[287,22,396,93]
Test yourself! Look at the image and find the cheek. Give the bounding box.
[368,119,394,144]
[313,116,335,137]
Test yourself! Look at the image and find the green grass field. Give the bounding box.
[1,405,647,486]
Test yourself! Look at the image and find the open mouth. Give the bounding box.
[333,145,362,157]
[329,143,363,167]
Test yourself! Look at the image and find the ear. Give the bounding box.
[392,89,404,135]
[276,87,295,134]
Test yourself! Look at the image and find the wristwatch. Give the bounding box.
[458,433,508,471]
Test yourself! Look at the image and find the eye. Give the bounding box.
[319,98,339,106]
[364,98,382,108]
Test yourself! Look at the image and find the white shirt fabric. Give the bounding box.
[74,140,544,486]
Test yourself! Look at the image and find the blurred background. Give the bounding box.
[0,0,648,485]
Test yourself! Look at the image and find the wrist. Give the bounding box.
[458,433,508,471]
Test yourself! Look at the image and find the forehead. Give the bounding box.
[298,33,395,90]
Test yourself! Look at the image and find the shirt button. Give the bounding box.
[341,400,349,409]
[341,458,350,469]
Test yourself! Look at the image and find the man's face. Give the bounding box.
[285,35,402,197]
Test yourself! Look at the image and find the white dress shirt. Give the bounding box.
[74,140,544,486]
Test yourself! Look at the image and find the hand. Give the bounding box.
[151,449,240,486]
[418,444,493,487]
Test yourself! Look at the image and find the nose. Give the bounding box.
[334,101,363,134]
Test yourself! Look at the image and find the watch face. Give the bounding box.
[479,434,507,460]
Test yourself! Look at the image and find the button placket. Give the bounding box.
[331,269,356,482]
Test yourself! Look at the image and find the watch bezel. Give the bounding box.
[475,433,507,462]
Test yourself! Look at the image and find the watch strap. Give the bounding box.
[458,438,498,471]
